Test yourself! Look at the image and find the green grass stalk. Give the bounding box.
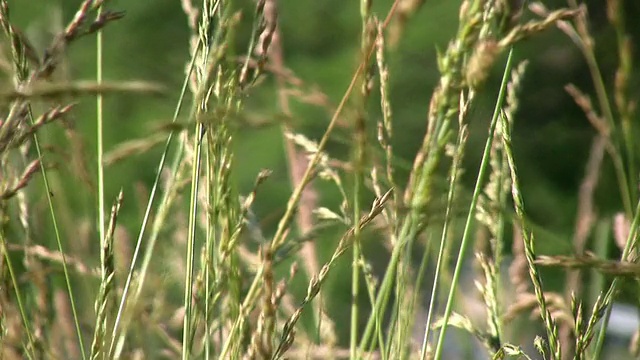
[96,2,105,273]
[0,2,87,356]
[420,116,469,360]
[107,44,200,359]
[89,191,120,360]
[351,1,373,357]
[502,105,562,359]
[0,232,36,359]
[433,48,515,360]
[182,124,205,359]
[592,197,640,357]
[220,4,403,355]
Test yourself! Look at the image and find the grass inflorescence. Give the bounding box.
[0,0,638,359]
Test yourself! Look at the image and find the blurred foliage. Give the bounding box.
[6,0,640,346]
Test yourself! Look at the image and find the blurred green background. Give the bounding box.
[12,0,637,226]
[7,0,640,353]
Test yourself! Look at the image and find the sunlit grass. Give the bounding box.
[0,1,638,359]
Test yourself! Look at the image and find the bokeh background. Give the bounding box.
[7,0,640,357]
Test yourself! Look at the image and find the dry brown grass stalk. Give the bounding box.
[536,253,640,277]
[273,189,392,358]
[498,7,582,48]
[0,80,164,101]
[504,292,572,328]
[6,243,98,276]
[0,159,40,200]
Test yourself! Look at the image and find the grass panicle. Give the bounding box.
[89,190,121,360]
[1,0,638,359]
[501,109,562,359]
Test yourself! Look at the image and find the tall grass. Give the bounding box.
[0,0,638,359]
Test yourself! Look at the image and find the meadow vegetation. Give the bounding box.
[0,0,638,359]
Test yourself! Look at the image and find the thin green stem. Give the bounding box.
[204,140,212,360]
[384,291,399,360]
[586,59,626,199]
[352,1,370,354]
[220,4,403,356]
[592,291,613,358]
[0,2,85,357]
[592,8,637,353]
[363,255,386,360]
[413,231,432,359]
[359,219,417,353]
[351,231,362,359]
[0,232,36,360]
[182,123,205,359]
[593,197,640,358]
[96,2,105,264]
[108,44,200,359]
[615,24,636,204]
[433,48,515,360]
[564,8,633,215]
[26,104,87,358]
[420,119,467,360]
[94,8,107,359]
